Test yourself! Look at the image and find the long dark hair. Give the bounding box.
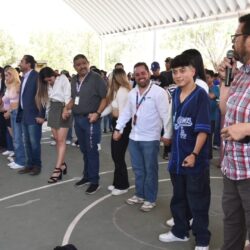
[36,67,56,110]
[182,49,206,82]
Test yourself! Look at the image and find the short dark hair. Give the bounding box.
[73,54,89,63]
[239,14,250,35]
[133,62,149,72]
[205,69,214,77]
[23,55,36,69]
[171,54,195,69]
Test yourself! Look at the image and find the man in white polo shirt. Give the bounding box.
[113,62,172,212]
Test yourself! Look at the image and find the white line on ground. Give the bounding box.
[0,179,77,203]
[112,205,167,250]
[6,198,41,208]
[0,162,174,203]
[62,176,223,245]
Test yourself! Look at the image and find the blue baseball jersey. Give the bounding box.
[168,86,211,175]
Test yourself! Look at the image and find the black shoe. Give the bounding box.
[163,153,169,160]
[48,168,62,184]
[85,184,100,194]
[29,166,41,176]
[75,178,90,187]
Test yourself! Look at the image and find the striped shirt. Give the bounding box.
[222,65,250,180]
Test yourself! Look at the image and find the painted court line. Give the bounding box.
[6,198,41,209]
[62,176,223,245]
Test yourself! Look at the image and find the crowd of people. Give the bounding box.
[0,13,250,250]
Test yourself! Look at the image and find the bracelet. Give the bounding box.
[96,111,101,116]
[191,152,198,159]
[114,128,120,132]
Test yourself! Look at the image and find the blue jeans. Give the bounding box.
[10,109,25,166]
[21,122,42,168]
[6,127,14,151]
[170,168,211,246]
[74,115,101,184]
[67,127,73,141]
[128,139,160,203]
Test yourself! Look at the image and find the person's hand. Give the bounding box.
[161,137,171,146]
[113,131,122,141]
[221,123,249,141]
[88,113,99,123]
[62,109,71,120]
[3,111,10,119]
[182,154,196,167]
[35,117,45,124]
[217,57,237,81]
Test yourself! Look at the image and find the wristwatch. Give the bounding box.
[191,152,198,159]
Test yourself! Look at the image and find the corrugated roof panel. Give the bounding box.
[63,0,250,35]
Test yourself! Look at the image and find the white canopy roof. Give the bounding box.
[63,0,250,36]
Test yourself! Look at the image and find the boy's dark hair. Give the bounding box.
[133,62,149,72]
[170,54,195,69]
[239,14,250,36]
[181,49,206,81]
[73,54,89,63]
[205,69,215,77]
[23,55,36,69]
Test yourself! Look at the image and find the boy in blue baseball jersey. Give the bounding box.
[159,54,211,250]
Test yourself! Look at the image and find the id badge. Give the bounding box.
[75,96,80,105]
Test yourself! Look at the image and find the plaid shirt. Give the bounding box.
[222,65,250,180]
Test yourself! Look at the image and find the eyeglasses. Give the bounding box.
[231,33,250,43]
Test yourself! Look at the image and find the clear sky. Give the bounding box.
[0,0,92,43]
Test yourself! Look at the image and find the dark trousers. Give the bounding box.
[0,112,6,148]
[170,168,211,246]
[74,115,101,184]
[111,118,131,190]
[222,176,250,250]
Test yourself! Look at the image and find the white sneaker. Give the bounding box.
[10,163,24,169]
[50,141,56,146]
[166,217,193,227]
[195,246,209,250]
[126,195,144,205]
[166,218,175,227]
[97,143,101,151]
[7,156,14,162]
[107,185,115,191]
[112,188,128,196]
[159,231,189,242]
[9,151,15,157]
[66,140,71,145]
[140,201,156,212]
[2,150,11,156]
[8,162,15,168]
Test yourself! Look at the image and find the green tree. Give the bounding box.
[0,30,17,66]
[160,20,236,71]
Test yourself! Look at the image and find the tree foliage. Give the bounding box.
[0,30,16,66]
[160,20,236,71]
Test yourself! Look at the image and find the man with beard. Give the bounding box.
[69,54,107,194]
[113,62,172,212]
[218,13,250,250]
